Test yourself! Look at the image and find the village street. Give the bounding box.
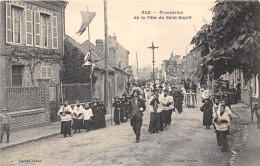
[0,98,238,166]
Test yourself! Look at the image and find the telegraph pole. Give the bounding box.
[104,0,108,107]
[136,52,139,79]
[148,42,158,89]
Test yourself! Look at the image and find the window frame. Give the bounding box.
[25,8,33,46]
[6,3,24,45]
[11,65,23,86]
[52,15,58,49]
[40,66,53,79]
[40,13,49,48]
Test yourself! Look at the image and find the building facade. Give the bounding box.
[0,0,67,129]
[181,47,202,83]
[161,53,183,82]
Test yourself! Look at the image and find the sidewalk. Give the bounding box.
[230,103,260,166]
[0,114,112,151]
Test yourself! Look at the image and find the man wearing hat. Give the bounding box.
[200,98,213,129]
[72,100,84,133]
[1,108,11,143]
[120,94,127,123]
[112,96,121,125]
[99,100,106,128]
[57,101,73,138]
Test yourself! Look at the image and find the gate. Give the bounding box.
[49,84,60,122]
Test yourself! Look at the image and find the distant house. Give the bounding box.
[161,53,183,82]
[181,47,202,83]
[108,34,130,70]
[64,35,131,106]
[0,0,68,129]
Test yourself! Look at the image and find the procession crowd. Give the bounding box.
[0,77,246,153]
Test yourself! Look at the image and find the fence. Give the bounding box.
[0,86,45,112]
[61,83,92,103]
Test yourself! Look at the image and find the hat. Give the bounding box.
[163,89,168,92]
[158,85,163,88]
[2,108,8,112]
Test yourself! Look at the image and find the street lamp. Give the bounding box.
[148,42,158,90]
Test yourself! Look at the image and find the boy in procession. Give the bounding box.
[83,102,93,132]
[72,100,84,133]
[149,89,161,133]
[160,89,172,130]
[0,108,11,143]
[58,101,72,138]
[168,91,175,126]
[213,102,231,152]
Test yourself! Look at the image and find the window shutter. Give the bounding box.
[34,11,40,47]
[47,67,52,78]
[6,3,12,43]
[26,9,33,46]
[52,16,58,49]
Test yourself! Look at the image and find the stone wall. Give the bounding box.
[0,108,50,130]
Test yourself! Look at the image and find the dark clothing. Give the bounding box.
[113,101,121,124]
[174,91,183,113]
[72,119,84,130]
[200,103,213,126]
[91,105,103,129]
[148,112,160,132]
[167,109,173,125]
[120,100,127,122]
[1,124,10,140]
[129,98,146,142]
[84,120,91,131]
[216,130,228,149]
[99,104,106,128]
[131,116,142,142]
[162,110,169,126]
[61,121,71,136]
[229,88,237,104]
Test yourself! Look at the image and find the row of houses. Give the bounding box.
[0,0,131,130]
[181,45,259,106]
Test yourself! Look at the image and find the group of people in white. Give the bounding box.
[57,100,94,137]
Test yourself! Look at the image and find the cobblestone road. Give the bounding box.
[0,101,235,166]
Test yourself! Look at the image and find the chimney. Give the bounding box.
[109,47,116,62]
[113,33,117,41]
[96,39,104,53]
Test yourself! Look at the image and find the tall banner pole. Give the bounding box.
[104,0,108,107]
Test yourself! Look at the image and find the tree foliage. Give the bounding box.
[191,0,260,82]
[61,41,97,84]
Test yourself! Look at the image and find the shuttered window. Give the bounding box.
[26,9,33,46]
[52,16,58,49]
[6,3,23,44]
[34,11,40,47]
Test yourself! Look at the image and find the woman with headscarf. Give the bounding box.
[129,89,146,143]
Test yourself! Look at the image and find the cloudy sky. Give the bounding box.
[65,0,215,68]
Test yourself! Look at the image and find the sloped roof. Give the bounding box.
[64,35,115,72]
[82,41,118,70]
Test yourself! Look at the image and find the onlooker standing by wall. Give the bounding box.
[0,108,11,143]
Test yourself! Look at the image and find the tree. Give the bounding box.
[191,0,260,82]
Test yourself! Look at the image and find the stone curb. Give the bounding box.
[0,132,60,151]
[0,118,112,151]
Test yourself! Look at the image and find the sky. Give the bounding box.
[65,0,215,69]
